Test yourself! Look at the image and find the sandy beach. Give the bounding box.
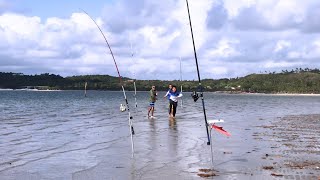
[253,114,320,179]
[260,93,320,97]
[215,91,320,97]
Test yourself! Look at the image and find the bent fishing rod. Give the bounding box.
[185,0,211,145]
[81,9,135,156]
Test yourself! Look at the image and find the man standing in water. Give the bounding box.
[168,85,183,118]
[148,85,157,118]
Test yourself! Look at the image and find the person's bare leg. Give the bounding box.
[168,103,172,117]
[148,107,151,117]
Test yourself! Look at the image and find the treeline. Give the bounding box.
[236,68,320,93]
[0,73,130,90]
[0,73,66,89]
[0,68,320,93]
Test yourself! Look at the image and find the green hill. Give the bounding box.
[0,68,319,93]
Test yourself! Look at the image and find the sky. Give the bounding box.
[1,0,320,80]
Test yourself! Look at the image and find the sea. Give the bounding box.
[0,90,319,179]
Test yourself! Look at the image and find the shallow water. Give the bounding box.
[0,90,319,179]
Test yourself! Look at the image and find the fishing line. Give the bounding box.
[179,57,183,108]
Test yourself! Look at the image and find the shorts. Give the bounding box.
[149,102,155,107]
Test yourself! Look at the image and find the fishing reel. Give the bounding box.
[191,85,204,102]
[191,91,199,102]
[120,104,126,112]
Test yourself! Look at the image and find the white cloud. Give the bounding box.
[138,26,180,57]
[263,60,303,68]
[0,0,320,80]
[0,13,41,45]
[274,40,291,53]
[223,0,256,17]
[303,39,320,59]
[25,50,59,58]
[287,51,301,59]
[207,66,228,76]
[204,38,241,58]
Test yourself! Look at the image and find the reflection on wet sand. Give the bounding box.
[168,118,178,158]
[168,118,177,130]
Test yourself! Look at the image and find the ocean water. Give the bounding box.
[0,90,319,179]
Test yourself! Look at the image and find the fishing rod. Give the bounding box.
[81,9,135,157]
[133,79,137,108]
[179,57,183,108]
[130,42,138,109]
[185,0,211,145]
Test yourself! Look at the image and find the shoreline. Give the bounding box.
[214,91,320,96]
[0,88,61,91]
[1,88,320,96]
[267,93,320,96]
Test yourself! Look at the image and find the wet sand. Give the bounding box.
[0,91,320,179]
[254,114,320,179]
[70,113,320,180]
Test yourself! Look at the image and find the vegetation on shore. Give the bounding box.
[0,68,320,93]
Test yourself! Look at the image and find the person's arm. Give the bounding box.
[178,92,183,98]
[163,90,169,98]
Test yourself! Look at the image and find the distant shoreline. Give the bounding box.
[214,91,320,96]
[1,88,320,96]
[0,88,61,91]
[267,93,320,96]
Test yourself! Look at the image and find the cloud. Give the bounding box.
[101,0,179,33]
[263,60,303,68]
[301,4,320,33]
[274,40,291,53]
[229,0,320,33]
[206,0,228,29]
[0,0,320,80]
[204,38,241,58]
